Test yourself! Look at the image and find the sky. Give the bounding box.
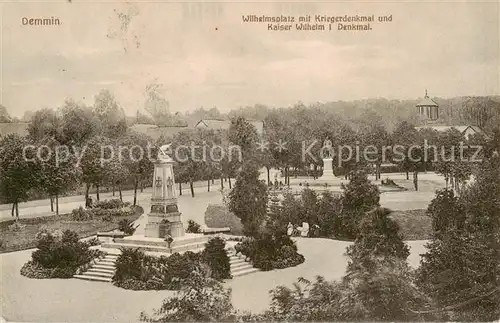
[0,0,499,118]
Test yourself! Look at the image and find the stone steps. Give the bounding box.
[74,249,260,284]
[73,253,116,283]
[227,251,260,278]
[73,274,112,282]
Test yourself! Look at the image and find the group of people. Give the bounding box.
[286,222,321,237]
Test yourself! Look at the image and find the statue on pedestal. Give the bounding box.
[145,142,185,239]
[158,144,174,162]
[322,139,333,159]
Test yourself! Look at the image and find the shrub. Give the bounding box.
[186,220,201,233]
[70,205,135,221]
[113,248,145,283]
[113,247,231,290]
[20,261,53,279]
[235,234,305,271]
[71,206,93,221]
[202,237,231,280]
[345,207,410,272]
[92,199,125,209]
[83,237,101,247]
[107,206,134,217]
[21,229,101,279]
[204,204,243,235]
[140,270,236,322]
[113,248,206,290]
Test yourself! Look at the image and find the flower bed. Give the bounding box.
[0,206,143,253]
[71,205,135,221]
[91,199,130,209]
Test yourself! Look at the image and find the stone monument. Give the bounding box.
[320,139,335,178]
[145,144,185,238]
[101,143,209,254]
[317,139,345,186]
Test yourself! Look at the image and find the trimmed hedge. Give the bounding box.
[204,204,243,235]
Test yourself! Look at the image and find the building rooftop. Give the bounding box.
[415,125,484,136]
[416,90,439,107]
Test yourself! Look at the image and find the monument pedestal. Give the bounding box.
[316,158,346,186]
[101,147,208,255]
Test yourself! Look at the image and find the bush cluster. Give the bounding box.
[186,219,201,233]
[20,229,104,279]
[270,172,380,240]
[71,205,134,221]
[235,234,305,271]
[114,237,231,290]
[92,199,130,209]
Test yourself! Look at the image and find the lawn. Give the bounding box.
[390,209,433,240]
[0,206,143,253]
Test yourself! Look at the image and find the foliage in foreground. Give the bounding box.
[140,269,237,322]
[416,157,500,321]
[142,205,431,322]
[20,229,103,279]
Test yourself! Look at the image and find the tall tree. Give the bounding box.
[93,89,128,139]
[80,135,110,203]
[228,161,268,237]
[104,153,130,201]
[340,171,380,239]
[59,100,101,146]
[0,134,38,220]
[0,105,12,123]
[36,138,81,215]
[120,132,155,205]
[391,121,418,181]
[27,108,62,142]
[228,116,258,162]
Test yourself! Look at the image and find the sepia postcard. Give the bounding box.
[0,0,499,322]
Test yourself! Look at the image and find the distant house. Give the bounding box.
[0,122,29,137]
[415,90,486,140]
[194,119,264,136]
[129,123,188,141]
[415,125,485,140]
